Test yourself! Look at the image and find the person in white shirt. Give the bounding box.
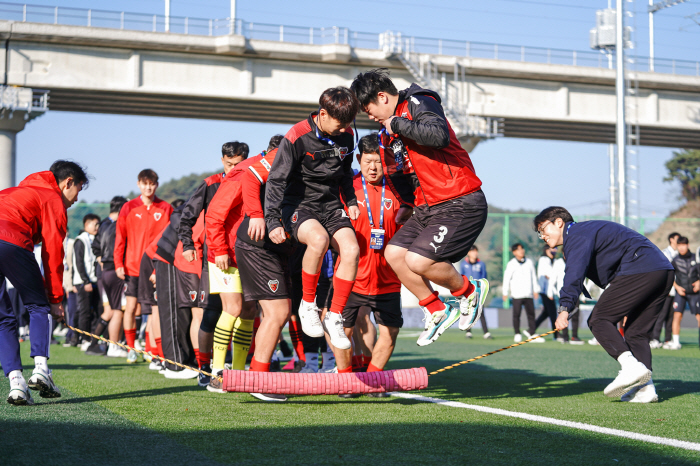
[502,243,541,342]
[651,232,680,349]
[535,246,559,340]
[547,256,585,344]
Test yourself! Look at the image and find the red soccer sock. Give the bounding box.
[155,337,163,358]
[249,358,271,372]
[351,355,363,372]
[362,355,372,370]
[329,276,354,314]
[338,366,352,374]
[367,362,382,372]
[288,320,306,361]
[451,275,475,298]
[197,351,212,369]
[194,348,200,364]
[301,270,321,303]
[418,291,446,314]
[124,328,137,348]
[249,317,260,356]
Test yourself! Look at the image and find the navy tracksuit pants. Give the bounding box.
[0,240,52,376]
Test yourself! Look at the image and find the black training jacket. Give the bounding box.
[264,112,357,232]
[178,172,225,252]
[92,217,117,271]
[672,252,700,293]
[155,206,184,265]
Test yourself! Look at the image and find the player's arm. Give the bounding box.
[205,181,241,270]
[242,169,266,242]
[178,181,207,254]
[40,201,67,307]
[114,206,128,278]
[91,224,103,260]
[265,137,299,243]
[389,95,450,149]
[556,235,595,328]
[73,239,90,286]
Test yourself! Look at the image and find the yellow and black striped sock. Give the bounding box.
[231,318,254,370]
[212,312,236,371]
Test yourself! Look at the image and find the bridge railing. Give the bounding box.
[0,1,697,77]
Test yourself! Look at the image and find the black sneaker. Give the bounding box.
[338,393,362,399]
[270,360,281,372]
[85,341,107,356]
[199,364,212,387]
[278,339,293,358]
[367,392,390,398]
[292,360,305,373]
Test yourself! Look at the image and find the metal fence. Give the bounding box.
[0,1,697,76]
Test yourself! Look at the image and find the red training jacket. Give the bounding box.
[0,171,67,303]
[114,196,173,276]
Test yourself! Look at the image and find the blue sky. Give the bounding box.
[13,0,700,221]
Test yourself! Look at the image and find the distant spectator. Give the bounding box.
[668,236,700,350]
[535,246,559,340]
[651,232,680,348]
[461,246,492,339]
[547,257,583,344]
[502,243,541,343]
[72,213,102,350]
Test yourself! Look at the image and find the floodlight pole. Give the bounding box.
[165,0,170,32]
[616,0,627,226]
[649,0,654,71]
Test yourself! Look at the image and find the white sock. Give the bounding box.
[322,351,335,366]
[617,351,637,369]
[672,334,680,345]
[34,356,48,371]
[305,353,318,370]
[8,370,24,384]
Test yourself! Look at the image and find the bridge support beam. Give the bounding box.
[0,115,30,190]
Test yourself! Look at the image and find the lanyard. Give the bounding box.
[377,127,393,149]
[361,174,385,229]
[314,113,359,153]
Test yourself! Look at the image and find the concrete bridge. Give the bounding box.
[0,2,699,188]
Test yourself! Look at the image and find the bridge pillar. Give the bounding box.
[0,116,29,189]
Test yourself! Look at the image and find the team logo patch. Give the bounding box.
[189,291,197,302]
[200,291,206,302]
[124,283,128,293]
[338,147,348,160]
[154,213,162,221]
[153,291,158,302]
[340,209,348,218]
[261,158,272,171]
[673,301,678,309]
[223,275,232,286]
[268,280,279,293]
[401,112,408,117]
[384,198,393,210]
[292,212,298,223]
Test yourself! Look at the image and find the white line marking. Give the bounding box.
[391,392,700,452]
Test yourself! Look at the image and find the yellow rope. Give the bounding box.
[66,325,222,382]
[428,328,559,376]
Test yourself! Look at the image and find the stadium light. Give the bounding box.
[648,0,688,71]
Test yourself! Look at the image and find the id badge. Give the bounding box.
[370,229,385,250]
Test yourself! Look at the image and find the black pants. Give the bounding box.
[588,270,674,371]
[535,294,558,338]
[512,298,535,335]
[155,261,195,371]
[76,283,101,342]
[651,295,675,342]
[560,306,580,340]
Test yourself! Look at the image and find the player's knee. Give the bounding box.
[341,241,360,264]
[306,233,330,254]
[405,252,430,275]
[384,245,404,268]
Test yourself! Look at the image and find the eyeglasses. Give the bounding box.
[537,221,551,240]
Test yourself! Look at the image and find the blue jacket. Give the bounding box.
[462,259,487,280]
[559,221,673,311]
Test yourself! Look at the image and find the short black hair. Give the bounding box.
[50,160,89,189]
[319,87,359,127]
[470,245,478,252]
[222,141,249,160]
[511,243,524,252]
[171,199,186,209]
[82,213,100,225]
[138,169,158,184]
[358,133,380,156]
[533,206,575,232]
[110,196,127,213]
[668,232,681,243]
[350,68,399,109]
[267,135,284,151]
[677,236,689,245]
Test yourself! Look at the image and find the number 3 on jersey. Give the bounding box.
[433,226,448,243]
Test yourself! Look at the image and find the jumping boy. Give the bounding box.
[0,161,88,405]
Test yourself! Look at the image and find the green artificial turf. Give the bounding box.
[1,328,698,465]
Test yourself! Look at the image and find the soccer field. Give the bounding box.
[2,329,699,465]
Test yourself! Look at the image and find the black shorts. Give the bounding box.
[673,294,700,315]
[138,253,157,308]
[282,206,353,242]
[198,259,223,311]
[102,268,124,311]
[176,268,201,308]
[236,239,291,301]
[124,274,139,298]
[343,292,403,328]
[389,190,487,263]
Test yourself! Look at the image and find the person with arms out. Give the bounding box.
[537,206,674,403]
[502,243,542,343]
[0,160,87,405]
[350,69,488,347]
[114,169,173,363]
[667,236,700,350]
[461,246,492,339]
[265,87,361,352]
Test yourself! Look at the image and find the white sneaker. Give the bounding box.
[665,341,682,350]
[323,312,351,350]
[531,337,546,343]
[320,366,338,374]
[134,339,144,351]
[298,299,324,338]
[483,332,493,339]
[299,363,319,373]
[604,361,651,398]
[27,367,61,398]
[206,370,226,393]
[522,330,532,340]
[164,367,199,379]
[621,378,658,403]
[514,334,522,343]
[648,339,661,349]
[7,372,34,406]
[149,360,162,371]
[126,349,138,364]
[251,392,287,402]
[417,304,460,347]
[80,340,91,352]
[588,337,599,345]
[458,278,488,331]
[320,352,336,373]
[106,343,128,358]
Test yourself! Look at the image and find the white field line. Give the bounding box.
[391,392,700,452]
